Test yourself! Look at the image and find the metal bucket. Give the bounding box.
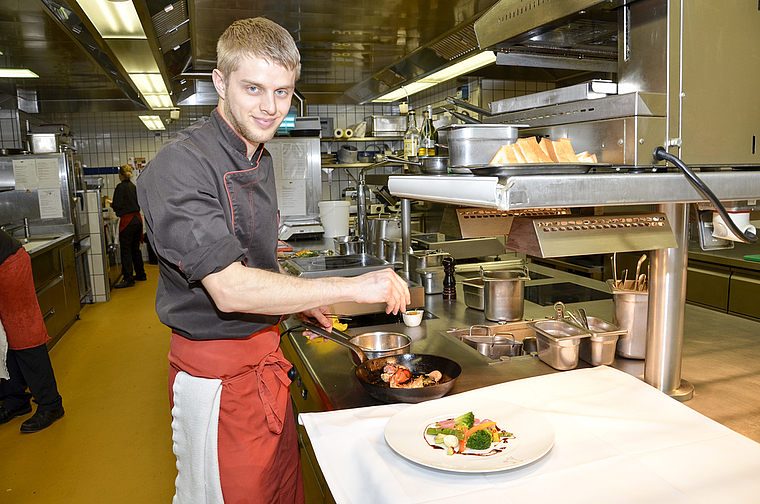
[608,280,648,359]
[481,267,530,322]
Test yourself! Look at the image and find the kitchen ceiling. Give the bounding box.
[0,0,618,114]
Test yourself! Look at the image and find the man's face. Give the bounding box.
[213,56,296,153]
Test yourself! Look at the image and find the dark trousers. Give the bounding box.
[0,344,62,412]
[119,217,145,281]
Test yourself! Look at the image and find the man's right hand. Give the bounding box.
[350,269,411,315]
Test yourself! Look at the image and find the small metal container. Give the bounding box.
[333,236,364,255]
[410,249,448,272]
[574,316,626,367]
[481,267,530,322]
[464,331,522,359]
[364,115,406,136]
[416,266,445,294]
[527,320,592,371]
[462,278,485,310]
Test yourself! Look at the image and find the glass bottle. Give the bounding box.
[403,109,420,161]
[419,106,437,157]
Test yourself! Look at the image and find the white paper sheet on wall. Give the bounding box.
[38,188,64,219]
[12,158,38,190]
[35,157,61,189]
[277,180,307,215]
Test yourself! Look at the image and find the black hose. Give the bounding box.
[653,147,756,244]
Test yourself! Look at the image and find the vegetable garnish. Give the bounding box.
[424,411,515,457]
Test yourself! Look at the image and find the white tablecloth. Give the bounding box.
[299,366,760,504]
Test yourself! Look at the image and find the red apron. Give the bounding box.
[0,248,50,350]
[119,212,143,242]
[168,327,304,504]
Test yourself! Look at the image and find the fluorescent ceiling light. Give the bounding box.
[143,94,174,110]
[0,69,39,78]
[74,0,145,38]
[130,73,168,95]
[372,82,437,103]
[138,115,165,130]
[372,51,496,103]
[422,51,496,83]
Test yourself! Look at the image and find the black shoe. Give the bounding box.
[20,407,65,433]
[135,274,147,281]
[0,404,32,425]
[114,278,135,289]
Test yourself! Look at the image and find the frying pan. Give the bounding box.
[301,321,462,403]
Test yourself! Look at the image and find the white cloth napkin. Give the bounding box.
[0,316,9,380]
[171,371,224,504]
[300,366,760,504]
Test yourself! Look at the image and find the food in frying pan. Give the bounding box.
[380,363,442,388]
[424,411,515,456]
[488,137,598,165]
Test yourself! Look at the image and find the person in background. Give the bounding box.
[111,164,146,288]
[0,229,64,433]
[137,17,410,504]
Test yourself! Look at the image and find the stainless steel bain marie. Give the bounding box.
[443,124,528,168]
[527,320,592,371]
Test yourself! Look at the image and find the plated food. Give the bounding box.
[489,137,598,165]
[424,410,515,456]
[385,397,555,473]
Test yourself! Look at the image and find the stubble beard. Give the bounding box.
[224,98,278,146]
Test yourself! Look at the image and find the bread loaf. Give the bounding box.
[487,137,595,165]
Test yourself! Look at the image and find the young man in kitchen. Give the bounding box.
[137,17,410,504]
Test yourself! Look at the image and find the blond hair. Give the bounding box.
[216,17,301,81]
[119,165,133,179]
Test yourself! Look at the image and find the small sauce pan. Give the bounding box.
[301,321,411,362]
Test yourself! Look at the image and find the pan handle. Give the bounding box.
[450,110,481,124]
[445,96,493,117]
[301,321,368,363]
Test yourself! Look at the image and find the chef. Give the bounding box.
[137,17,410,504]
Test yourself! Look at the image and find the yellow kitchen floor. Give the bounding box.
[0,264,176,503]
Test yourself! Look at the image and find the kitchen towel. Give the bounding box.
[0,316,9,380]
[171,371,224,504]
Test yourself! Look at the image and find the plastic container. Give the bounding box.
[319,200,350,238]
[608,280,648,359]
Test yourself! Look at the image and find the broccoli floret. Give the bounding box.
[466,429,494,450]
[453,411,475,429]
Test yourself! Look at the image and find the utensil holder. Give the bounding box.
[608,280,648,359]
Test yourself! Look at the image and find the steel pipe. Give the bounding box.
[644,202,694,401]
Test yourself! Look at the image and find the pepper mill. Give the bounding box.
[442,256,456,301]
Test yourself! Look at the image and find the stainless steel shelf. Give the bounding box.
[388,170,760,210]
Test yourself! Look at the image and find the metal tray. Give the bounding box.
[467,163,610,177]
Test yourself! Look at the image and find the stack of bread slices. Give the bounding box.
[489,137,598,165]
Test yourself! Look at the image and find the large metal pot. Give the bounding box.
[302,321,461,403]
[481,267,530,322]
[442,124,528,168]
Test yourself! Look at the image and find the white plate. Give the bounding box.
[385,397,554,473]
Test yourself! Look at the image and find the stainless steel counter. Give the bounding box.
[282,262,760,444]
[282,263,620,411]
